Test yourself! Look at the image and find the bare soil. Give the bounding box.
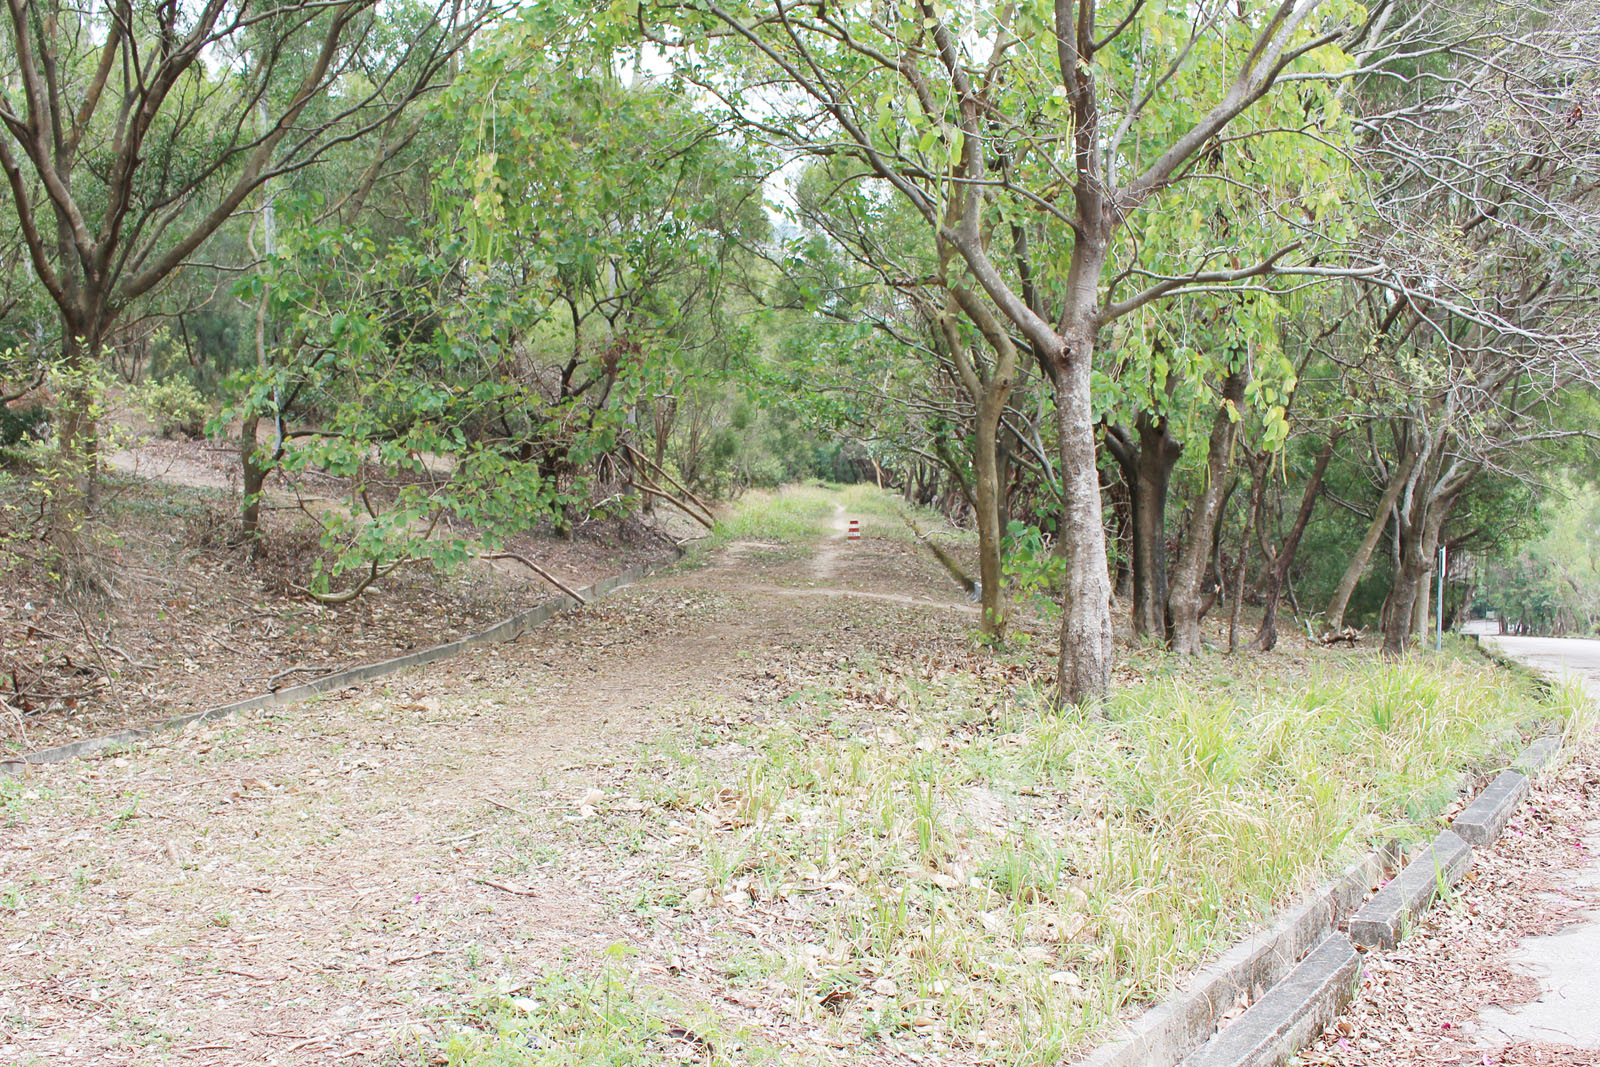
[0,492,997,1065]
[2,435,686,754]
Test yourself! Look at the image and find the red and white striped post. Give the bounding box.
[847,519,861,541]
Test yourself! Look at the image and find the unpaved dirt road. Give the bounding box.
[0,502,977,1066]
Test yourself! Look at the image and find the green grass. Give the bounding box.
[707,482,973,549]
[573,649,1584,1064]
[708,485,838,546]
[406,957,793,1067]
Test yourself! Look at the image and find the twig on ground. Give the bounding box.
[71,609,119,704]
[100,630,155,672]
[477,552,586,604]
[267,663,338,689]
[209,636,249,657]
[475,877,539,896]
[486,797,538,817]
[1,697,29,747]
[438,826,492,845]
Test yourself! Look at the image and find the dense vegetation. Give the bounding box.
[2,0,1597,704]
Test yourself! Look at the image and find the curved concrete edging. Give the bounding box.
[0,549,684,776]
[1080,727,1567,1067]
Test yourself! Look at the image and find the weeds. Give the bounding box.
[425,956,785,1066]
[573,648,1578,1064]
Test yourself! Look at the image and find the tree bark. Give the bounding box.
[972,394,1009,637]
[53,327,105,520]
[1106,414,1181,642]
[1052,329,1114,705]
[1168,365,1251,654]
[1381,469,1471,656]
[240,414,268,558]
[1323,448,1418,634]
[1253,431,1339,651]
[1228,458,1264,654]
[939,288,1018,640]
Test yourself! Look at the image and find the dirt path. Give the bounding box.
[0,500,977,1066]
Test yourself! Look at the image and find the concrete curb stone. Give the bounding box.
[1451,770,1530,847]
[1076,848,1395,1067]
[1512,733,1562,775]
[1347,829,1473,950]
[1177,934,1362,1067]
[0,549,683,776]
[1078,730,1563,1067]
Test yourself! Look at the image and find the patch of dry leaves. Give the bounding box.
[3,436,682,754]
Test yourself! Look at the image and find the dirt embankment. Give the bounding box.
[3,435,688,754]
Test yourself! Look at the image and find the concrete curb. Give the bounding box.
[1451,770,1530,846]
[1347,829,1473,950]
[0,549,683,776]
[1178,934,1362,1067]
[1513,734,1562,775]
[1077,848,1396,1067]
[1078,729,1566,1067]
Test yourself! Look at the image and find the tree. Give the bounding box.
[227,47,769,593]
[653,0,1377,700]
[1319,0,1600,652]
[0,0,491,525]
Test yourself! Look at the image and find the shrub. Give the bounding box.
[0,403,48,448]
[138,375,209,438]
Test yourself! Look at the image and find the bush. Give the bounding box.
[138,375,209,438]
[0,403,48,448]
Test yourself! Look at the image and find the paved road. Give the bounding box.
[1478,635,1600,1051]
[1483,636,1600,701]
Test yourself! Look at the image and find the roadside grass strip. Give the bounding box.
[445,652,1578,1066]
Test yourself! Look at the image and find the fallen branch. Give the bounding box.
[292,555,416,605]
[478,553,586,604]
[623,442,717,519]
[899,512,979,598]
[267,663,339,690]
[633,480,716,530]
[1318,625,1365,647]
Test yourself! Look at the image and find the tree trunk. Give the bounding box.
[972,397,1009,638]
[240,414,269,559]
[1324,449,1417,634]
[1229,460,1264,654]
[1052,334,1113,705]
[51,326,105,531]
[1382,561,1423,655]
[1412,562,1432,645]
[1107,415,1181,641]
[1253,432,1339,651]
[1168,366,1251,654]
[1383,502,1447,657]
[1105,467,1134,601]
